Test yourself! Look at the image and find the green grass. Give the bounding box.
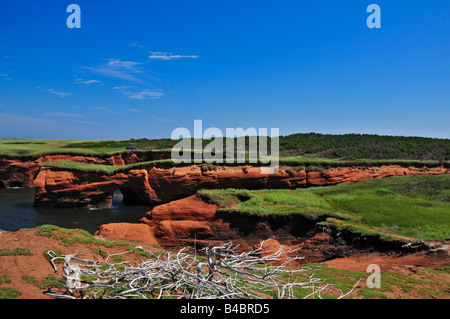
[0,138,175,157]
[22,275,38,284]
[35,225,150,257]
[0,275,11,284]
[300,263,449,299]
[0,139,90,157]
[0,275,21,299]
[0,138,174,157]
[2,134,449,162]
[198,175,450,241]
[35,276,66,290]
[0,248,32,256]
[38,157,448,176]
[39,159,173,175]
[0,287,21,299]
[278,156,447,168]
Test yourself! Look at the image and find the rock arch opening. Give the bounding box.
[117,187,152,206]
[112,190,124,207]
[9,181,23,188]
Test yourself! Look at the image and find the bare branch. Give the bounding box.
[44,239,360,299]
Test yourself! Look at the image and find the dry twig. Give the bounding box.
[44,240,360,299]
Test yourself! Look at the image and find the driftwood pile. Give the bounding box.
[45,240,360,299]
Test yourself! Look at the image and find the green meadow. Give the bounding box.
[1,133,449,161]
[198,174,450,242]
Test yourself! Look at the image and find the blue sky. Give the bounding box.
[0,0,448,139]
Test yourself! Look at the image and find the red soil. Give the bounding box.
[0,228,160,299]
[1,227,448,299]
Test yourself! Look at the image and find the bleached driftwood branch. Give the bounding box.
[45,240,361,299]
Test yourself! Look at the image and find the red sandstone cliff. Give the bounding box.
[97,193,406,263]
[33,164,448,208]
[0,150,170,189]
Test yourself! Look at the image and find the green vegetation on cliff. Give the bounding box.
[198,175,450,242]
[39,159,172,175]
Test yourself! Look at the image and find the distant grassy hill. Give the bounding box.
[1,133,449,161]
[279,133,450,161]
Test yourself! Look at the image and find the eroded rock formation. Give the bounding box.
[0,151,170,189]
[33,164,448,208]
[99,194,411,262]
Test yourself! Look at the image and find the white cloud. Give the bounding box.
[113,85,131,90]
[47,112,82,118]
[127,90,164,100]
[107,59,142,69]
[148,52,199,61]
[0,74,7,77]
[45,89,73,98]
[84,59,144,83]
[72,120,102,126]
[148,115,176,123]
[94,107,122,115]
[74,79,103,85]
[129,42,144,48]
[113,86,164,100]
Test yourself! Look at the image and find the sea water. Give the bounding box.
[0,188,151,234]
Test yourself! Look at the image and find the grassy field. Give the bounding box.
[198,175,450,242]
[0,139,121,157]
[1,133,449,161]
[39,159,173,174]
[0,138,177,157]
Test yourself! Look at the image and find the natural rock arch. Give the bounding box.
[120,186,154,206]
[9,181,22,188]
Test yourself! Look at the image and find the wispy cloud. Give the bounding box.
[129,42,144,48]
[112,85,131,90]
[74,79,103,85]
[148,115,176,123]
[128,90,164,100]
[126,108,142,113]
[44,89,73,98]
[46,112,82,118]
[107,59,142,69]
[0,73,11,81]
[84,59,144,83]
[0,113,58,129]
[94,107,122,115]
[148,52,199,61]
[113,86,164,100]
[72,120,102,126]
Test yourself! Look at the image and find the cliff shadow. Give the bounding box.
[118,187,153,206]
[212,211,322,246]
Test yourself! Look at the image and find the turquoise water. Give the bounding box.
[0,187,151,234]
